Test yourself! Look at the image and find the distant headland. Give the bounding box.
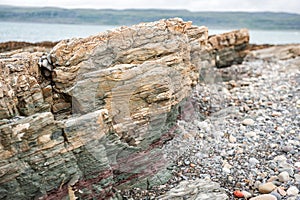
[0,5,300,30]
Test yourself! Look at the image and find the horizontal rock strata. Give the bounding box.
[0,18,249,199]
[208,29,249,67]
[0,41,58,53]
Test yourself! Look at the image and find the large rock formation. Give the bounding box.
[0,18,249,199]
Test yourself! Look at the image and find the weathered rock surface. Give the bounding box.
[250,44,300,60]
[193,28,249,69]
[0,51,51,119]
[208,29,249,67]
[0,18,250,199]
[49,19,202,146]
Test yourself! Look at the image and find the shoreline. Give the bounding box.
[0,41,59,53]
[2,40,300,54]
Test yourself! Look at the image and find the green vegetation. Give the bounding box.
[1,5,299,30]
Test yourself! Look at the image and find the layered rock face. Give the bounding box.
[49,19,201,145]
[0,18,249,199]
[191,28,249,69]
[0,50,52,119]
[208,29,249,67]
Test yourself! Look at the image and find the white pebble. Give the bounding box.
[271,111,282,117]
[249,157,260,165]
[250,194,277,200]
[242,190,252,198]
[256,116,265,121]
[276,127,284,133]
[294,174,300,182]
[270,143,278,148]
[278,171,290,182]
[296,99,300,108]
[229,135,237,143]
[286,186,299,196]
[42,59,48,67]
[222,167,231,174]
[245,131,257,138]
[242,118,255,126]
[273,155,287,162]
[294,162,300,168]
[223,163,232,169]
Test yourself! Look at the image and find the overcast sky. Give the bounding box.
[1,0,300,14]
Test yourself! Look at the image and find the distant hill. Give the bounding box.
[1,5,300,30]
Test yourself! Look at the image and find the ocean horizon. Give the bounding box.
[1,21,299,44]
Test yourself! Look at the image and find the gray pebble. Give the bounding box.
[270,191,282,200]
[249,157,260,165]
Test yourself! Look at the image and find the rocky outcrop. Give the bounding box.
[0,18,249,199]
[49,19,200,137]
[0,51,52,119]
[249,44,300,60]
[194,28,249,68]
[0,41,58,53]
[208,29,249,67]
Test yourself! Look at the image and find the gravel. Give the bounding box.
[119,53,300,199]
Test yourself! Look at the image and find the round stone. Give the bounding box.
[271,111,282,117]
[286,186,299,196]
[273,155,287,162]
[270,191,282,200]
[278,171,290,182]
[250,194,277,200]
[276,127,284,133]
[184,160,190,165]
[222,167,231,174]
[258,182,277,194]
[249,157,260,165]
[229,134,237,143]
[281,145,293,153]
[294,174,300,182]
[294,162,300,168]
[245,131,257,138]
[242,190,252,199]
[242,118,255,126]
[296,99,300,108]
[42,59,48,67]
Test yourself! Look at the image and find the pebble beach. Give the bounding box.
[120,45,300,199]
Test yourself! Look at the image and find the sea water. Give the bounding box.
[0,21,299,44]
